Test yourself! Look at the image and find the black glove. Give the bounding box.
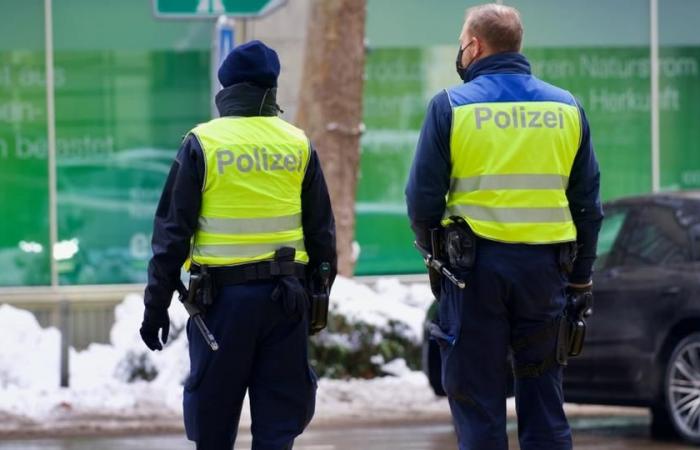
[566,284,594,318]
[271,276,310,318]
[140,307,170,351]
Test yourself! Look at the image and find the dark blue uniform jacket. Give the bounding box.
[145,83,337,311]
[405,53,603,284]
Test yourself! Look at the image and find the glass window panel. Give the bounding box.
[52,0,212,285]
[0,1,50,286]
[658,0,700,191]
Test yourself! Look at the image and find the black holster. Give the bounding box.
[425,221,475,299]
[187,265,213,312]
[308,262,331,335]
[444,218,477,271]
[556,290,593,365]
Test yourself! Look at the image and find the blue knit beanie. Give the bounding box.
[218,40,280,88]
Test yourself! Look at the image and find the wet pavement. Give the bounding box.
[0,417,695,449]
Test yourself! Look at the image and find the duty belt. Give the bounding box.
[191,261,306,286]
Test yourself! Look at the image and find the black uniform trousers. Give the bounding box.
[183,279,316,450]
[435,239,572,450]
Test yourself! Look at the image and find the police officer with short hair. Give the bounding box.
[139,40,337,450]
[406,4,602,450]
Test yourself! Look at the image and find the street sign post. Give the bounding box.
[153,0,288,18]
[211,16,235,117]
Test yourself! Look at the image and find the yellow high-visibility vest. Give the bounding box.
[189,116,311,266]
[444,100,582,244]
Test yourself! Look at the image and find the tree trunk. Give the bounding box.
[295,0,366,277]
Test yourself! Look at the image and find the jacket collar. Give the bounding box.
[215,82,281,117]
[464,52,531,82]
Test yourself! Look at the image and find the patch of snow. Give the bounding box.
[314,370,448,423]
[0,305,60,390]
[370,354,385,365]
[0,276,442,426]
[71,294,191,390]
[381,358,412,377]
[313,331,357,350]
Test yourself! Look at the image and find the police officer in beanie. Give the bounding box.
[139,40,337,450]
[406,4,602,450]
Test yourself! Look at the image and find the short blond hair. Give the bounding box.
[464,4,523,53]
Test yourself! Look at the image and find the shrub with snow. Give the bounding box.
[310,314,421,378]
[0,277,433,390]
[308,277,431,378]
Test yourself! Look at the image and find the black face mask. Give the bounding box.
[455,42,473,82]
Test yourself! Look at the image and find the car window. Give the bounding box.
[618,206,691,267]
[593,209,628,271]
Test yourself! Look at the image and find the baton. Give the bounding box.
[176,281,219,351]
[414,241,466,289]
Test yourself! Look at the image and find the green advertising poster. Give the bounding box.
[659,47,700,190]
[355,49,426,274]
[529,47,700,196]
[527,47,653,200]
[354,46,700,275]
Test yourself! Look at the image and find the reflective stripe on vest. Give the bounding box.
[194,240,306,259]
[444,100,581,244]
[198,213,302,235]
[190,116,311,266]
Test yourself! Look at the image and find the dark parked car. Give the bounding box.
[423,192,700,444]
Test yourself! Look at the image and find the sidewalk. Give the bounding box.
[0,372,647,439]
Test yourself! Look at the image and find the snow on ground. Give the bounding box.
[0,276,443,430]
[0,276,645,435]
[0,305,61,390]
[314,369,450,424]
